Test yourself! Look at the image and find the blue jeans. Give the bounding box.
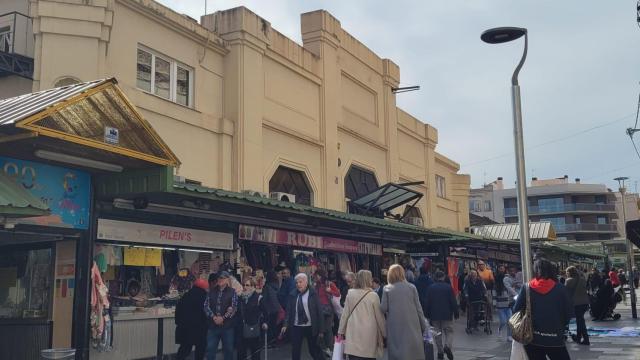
[206,327,234,360]
[497,308,512,337]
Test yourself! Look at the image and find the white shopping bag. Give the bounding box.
[510,341,529,360]
[332,336,344,360]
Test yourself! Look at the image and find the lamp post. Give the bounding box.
[481,27,533,282]
[615,176,637,318]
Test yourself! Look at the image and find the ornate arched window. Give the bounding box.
[345,166,379,214]
[269,166,312,205]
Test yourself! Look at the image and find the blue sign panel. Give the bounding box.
[0,156,90,229]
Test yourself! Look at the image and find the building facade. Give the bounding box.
[0,0,470,232]
[471,176,620,241]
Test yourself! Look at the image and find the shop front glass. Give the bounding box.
[0,247,52,320]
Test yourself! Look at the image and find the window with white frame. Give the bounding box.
[136,47,193,107]
[436,175,446,199]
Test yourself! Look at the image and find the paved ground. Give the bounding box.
[262,289,640,360]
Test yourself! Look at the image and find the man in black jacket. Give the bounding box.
[280,273,324,360]
[416,266,434,316]
[175,279,209,360]
[204,271,238,360]
[425,271,459,360]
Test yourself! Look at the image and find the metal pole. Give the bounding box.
[511,32,533,282]
[620,186,638,318]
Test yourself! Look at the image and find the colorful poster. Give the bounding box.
[124,247,146,266]
[0,156,90,229]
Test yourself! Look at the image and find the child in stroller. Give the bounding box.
[590,279,621,321]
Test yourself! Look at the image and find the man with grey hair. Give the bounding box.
[280,273,324,360]
[425,270,459,360]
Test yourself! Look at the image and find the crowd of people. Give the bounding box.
[172,260,637,360]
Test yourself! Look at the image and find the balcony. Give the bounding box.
[554,223,618,234]
[504,203,616,217]
[0,12,34,79]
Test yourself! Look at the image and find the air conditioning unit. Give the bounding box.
[241,190,269,198]
[270,192,296,203]
[407,217,424,227]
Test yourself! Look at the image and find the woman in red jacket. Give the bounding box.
[609,267,621,288]
[314,268,341,355]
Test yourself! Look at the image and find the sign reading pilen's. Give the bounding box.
[238,224,383,256]
[97,219,233,250]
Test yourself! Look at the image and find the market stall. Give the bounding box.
[90,219,234,360]
[238,224,383,284]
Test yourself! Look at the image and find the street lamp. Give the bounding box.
[614,176,637,318]
[481,27,533,282]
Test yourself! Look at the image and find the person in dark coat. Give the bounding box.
[513,258,573,360]
[587,268,602,294]
[415,266,434,316]
[278,267,295,309]
[425,271,458,360]
[565,266,590,345]
[463,270,486,329]
[236,278,268,360]
[263,271,282,343]
[593,279,614,321]
[280,273,324,360]
[373,277,384,301]
[204,271,238,360]
[175,279,209,360]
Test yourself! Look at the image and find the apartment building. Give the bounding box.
[471,176,621,241]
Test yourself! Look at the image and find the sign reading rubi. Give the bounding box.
[97,219,233,250]
[238,225,382,256]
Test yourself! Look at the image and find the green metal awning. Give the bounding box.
[0,171,49,217]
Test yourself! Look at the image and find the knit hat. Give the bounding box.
[194,278,209,290]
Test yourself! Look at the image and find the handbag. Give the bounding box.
[508,285,533,345]
[243,323,260,339]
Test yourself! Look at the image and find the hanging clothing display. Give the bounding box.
[90,261,112,351]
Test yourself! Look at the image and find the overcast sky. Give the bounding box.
[160,0,640,192]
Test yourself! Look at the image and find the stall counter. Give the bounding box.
[90,310,178,360]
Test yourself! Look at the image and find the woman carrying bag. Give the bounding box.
[237,278,267,360]
[337,270,386,360]
[512,258,573,360]
[381,264,427,360]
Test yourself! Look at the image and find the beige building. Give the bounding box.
[1,0,470,231]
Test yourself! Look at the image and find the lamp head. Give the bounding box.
[481,27,527,44]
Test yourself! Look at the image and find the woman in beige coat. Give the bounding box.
[337,270,386,360]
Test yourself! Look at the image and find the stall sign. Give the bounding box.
[357,242,383,256]
[409,252,439,257]
[97,219,233,250]
[239,225,382,256]
[0,156,90,229]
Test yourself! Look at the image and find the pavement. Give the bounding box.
[261,289,640,360]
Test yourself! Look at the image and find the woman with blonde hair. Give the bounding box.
[381,264,427,360]
[337,270,386,360]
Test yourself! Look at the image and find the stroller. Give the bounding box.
[589,288,622,321]
[465,300,492,334]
